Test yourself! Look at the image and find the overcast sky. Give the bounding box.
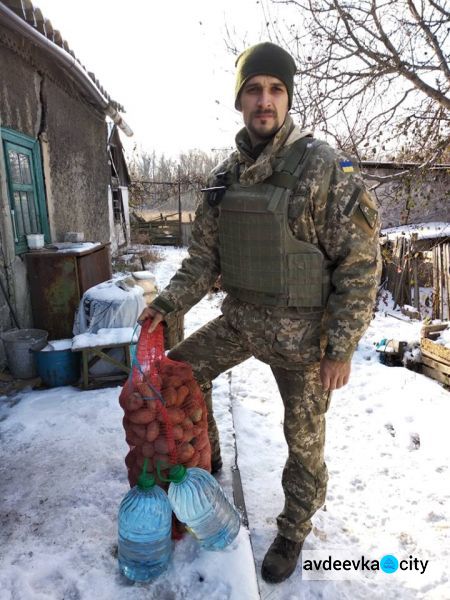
[35,0,278,158]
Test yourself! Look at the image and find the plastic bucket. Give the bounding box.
[26,234,45,249]
[33,349,80,387]
[1,328,48,379]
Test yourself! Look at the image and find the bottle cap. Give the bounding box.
[168,464,187,483]
[137,458,156,490]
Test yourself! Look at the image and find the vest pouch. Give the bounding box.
[287,252,324,307]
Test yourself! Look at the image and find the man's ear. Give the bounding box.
[235,96,242,111]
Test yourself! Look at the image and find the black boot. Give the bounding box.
[261,534,303,583]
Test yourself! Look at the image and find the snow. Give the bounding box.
[42,339,73,352]
[131,271,156,282]
[434,327,450,348]
[49,242,102,253]
[72,328,139,350]
[1,246,449,600]
[381,222,450,241]
[79,281,144,303]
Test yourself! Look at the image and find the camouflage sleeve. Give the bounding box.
[305,145,382,362]
[150,197,220,315]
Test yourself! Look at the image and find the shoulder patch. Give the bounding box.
[339,160,354,173]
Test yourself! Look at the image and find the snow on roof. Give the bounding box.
[381,222,450,241]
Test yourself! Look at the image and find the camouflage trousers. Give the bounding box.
[168,300,331,543]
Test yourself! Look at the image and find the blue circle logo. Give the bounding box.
[380,554,399,573]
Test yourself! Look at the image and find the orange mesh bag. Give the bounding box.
[119,320,211,535]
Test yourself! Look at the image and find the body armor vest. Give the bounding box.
[217,137,332,308]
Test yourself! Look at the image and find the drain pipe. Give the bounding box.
[0,2,133,137]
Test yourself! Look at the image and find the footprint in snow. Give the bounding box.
[409,433,420,450]
[385,423,396,437]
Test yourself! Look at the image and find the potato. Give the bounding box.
[176,385,190,405]
[131,423,147,439]
[143,398,158,412]
[164,375,183,388]
[136,381,155,398]
[161,361,193,380]
[141,443,155,458]
[172,425,184,441]
[154,436,170,455]
[185,451,200,468]
[125,430,142,447]
[124,392,144,412]
[182,428,195,443]
[158,407,184,425]
[125,448,138,468]
[197,448,211,470]
[129,408,156,425]
[189,407,203,423]
[193,430,210,452]
[186,380,200,395]
[152,374,162,389]
[161,387,177,407]
[177,442,195,463]
[146,420,160,443]
[181,417,194,430]
[135,453,146,469]
[191,424,203,437]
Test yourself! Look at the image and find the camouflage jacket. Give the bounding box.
[151,114,382,362]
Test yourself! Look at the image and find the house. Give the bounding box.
[0,0,133,359]
[361,160,449,227]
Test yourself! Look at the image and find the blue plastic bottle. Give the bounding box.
[118,459,172,582]
[167,465,240,551]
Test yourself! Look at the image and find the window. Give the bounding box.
[1,128,50,254]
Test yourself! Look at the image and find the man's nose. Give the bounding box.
[257,90,272,108]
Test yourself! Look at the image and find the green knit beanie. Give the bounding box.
[234,42,297,110]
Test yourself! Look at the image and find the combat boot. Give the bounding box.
[261,534,303,583]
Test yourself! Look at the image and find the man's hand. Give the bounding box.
[320,356,351,391]
[137,306,164,333]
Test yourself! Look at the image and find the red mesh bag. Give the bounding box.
[119,320,211,535]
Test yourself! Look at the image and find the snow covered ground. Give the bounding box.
[0,246,449,600]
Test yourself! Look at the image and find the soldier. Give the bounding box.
[139,42,381,583]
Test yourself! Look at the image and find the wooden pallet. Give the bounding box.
[420,323,450,387]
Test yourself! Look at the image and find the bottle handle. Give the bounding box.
[156,459,172,482]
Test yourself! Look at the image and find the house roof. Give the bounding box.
[361,160,450,171]
[0,0,124,113]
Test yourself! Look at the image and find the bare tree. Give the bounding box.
[233,0,449,171]
[128,148,228,212]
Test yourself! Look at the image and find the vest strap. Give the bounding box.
[266,171,298,190]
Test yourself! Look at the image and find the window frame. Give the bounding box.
[1,127,50,254]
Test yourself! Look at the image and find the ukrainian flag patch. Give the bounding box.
[340,160,354,173]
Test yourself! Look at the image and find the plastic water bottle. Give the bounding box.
[118,459,172,582]
[167,465,240,551]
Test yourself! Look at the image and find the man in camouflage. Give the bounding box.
[139,42,381,583]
